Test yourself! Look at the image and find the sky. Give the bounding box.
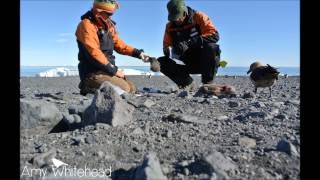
[20,0,300,67]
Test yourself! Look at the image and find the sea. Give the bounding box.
[20,66,300,77]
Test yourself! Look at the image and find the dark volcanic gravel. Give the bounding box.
[20,75,300,179]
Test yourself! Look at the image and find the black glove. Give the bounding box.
[104,63,118,76]
[188,35,203,48]
[173,41,189,55]
[173,36,204,55]
[132,48,144,59]
[163,47,170,57]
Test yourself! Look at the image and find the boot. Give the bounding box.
[179,81,197,92]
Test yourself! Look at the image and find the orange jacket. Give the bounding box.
[76,15,135,66]
[163,9,218,50]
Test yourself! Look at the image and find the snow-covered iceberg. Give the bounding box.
[36,67,79,77]
[120,68,155,76]
[35,67,160,77]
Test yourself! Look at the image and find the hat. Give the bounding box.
[167,0,187,21]
[93,0,119,14]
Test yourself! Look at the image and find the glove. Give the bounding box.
[104,63,118,76]
[173,41,189,55]
[163,47,170,57]
[187,35,203,48]
[132,48,144,58]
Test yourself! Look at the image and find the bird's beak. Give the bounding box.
[247,70,251,74]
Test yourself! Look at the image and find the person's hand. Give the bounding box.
[163,47,170,57]
[115,70,125,78]
[139,52,150,62]
[173,41,189,55]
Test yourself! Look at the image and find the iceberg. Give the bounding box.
[35,67,159,77]
[36,67,79,77]
[120,68,155,76]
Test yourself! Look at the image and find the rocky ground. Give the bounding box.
[20,75,300,180]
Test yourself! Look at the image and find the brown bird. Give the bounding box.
[247,62,280,97]
[149,57,161,72]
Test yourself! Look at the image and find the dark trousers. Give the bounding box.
[158,43,220,87]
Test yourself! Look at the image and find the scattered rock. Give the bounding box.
[234,115,246,122]
[276,139,299,157]
[163,85,179,94]
[179,161,189,167]
[205,99,215,105]
[229,101,241,108]
[183,168,189,176]
[178,90,190,98]
[246,111,269,119]
[96,151,104,158]
[275,114,288,120]
[165,113,210,125]
[73,114,82,123]
[252,102,266,108]
[95,123,110,130]
[132,127,145,135]
[165,130,172,138]
[82,82,134,127]
[78,101,92,115]
[193,97,206,103]
[210,172,219,180]
[142,99,156,108]
[68,105,78,114]
[62,113,74,125]
[127,99,141,108]
[46,98,67,104]
[20,75,300,180]
[71,136,85,146]
[133,145,144,152]
[285,100,299,106]
[238,137,257,148]
[272,102,284,108]
[257,167,273,179]
[35,143,48,153]
[85,135,96,144]
[68,104,90,116]
[121,93,133,100]
[32,148,56,168]
[211,96,219,99]
[134,152,167,180]
[143,87,161,93]
[76,150,86,156]
[269,108,279,116]
[243,92,255,99]
[216,115,229,121]
[20,100,63,129]
[203,149,237,179]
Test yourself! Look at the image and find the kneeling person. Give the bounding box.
[159,0,221,90]
[76,0,150,95]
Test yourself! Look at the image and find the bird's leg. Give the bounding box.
[269,87,272,98]
[254,87,257,94]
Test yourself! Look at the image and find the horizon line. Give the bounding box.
[20,65,300,68]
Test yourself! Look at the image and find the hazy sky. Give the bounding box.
[21,0,299,67]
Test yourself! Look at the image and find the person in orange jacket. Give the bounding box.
[158,0,221,90]
[76,0,151,95]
